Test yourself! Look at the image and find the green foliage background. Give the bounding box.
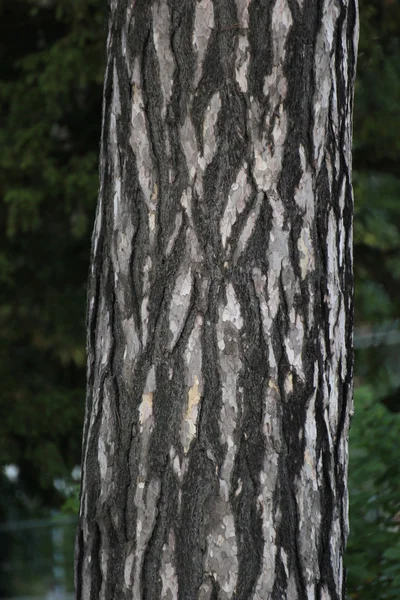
[0,0,399,597]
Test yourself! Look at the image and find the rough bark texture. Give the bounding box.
[75,1,358,598]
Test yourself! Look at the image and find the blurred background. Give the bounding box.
[0,0,399,598]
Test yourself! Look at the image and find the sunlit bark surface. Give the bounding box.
[75,1,358,598]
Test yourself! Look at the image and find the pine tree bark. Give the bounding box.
[75,1,358,598]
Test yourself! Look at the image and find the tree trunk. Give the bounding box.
[75,1,358,598]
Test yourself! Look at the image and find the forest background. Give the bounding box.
[0,0,399,598]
